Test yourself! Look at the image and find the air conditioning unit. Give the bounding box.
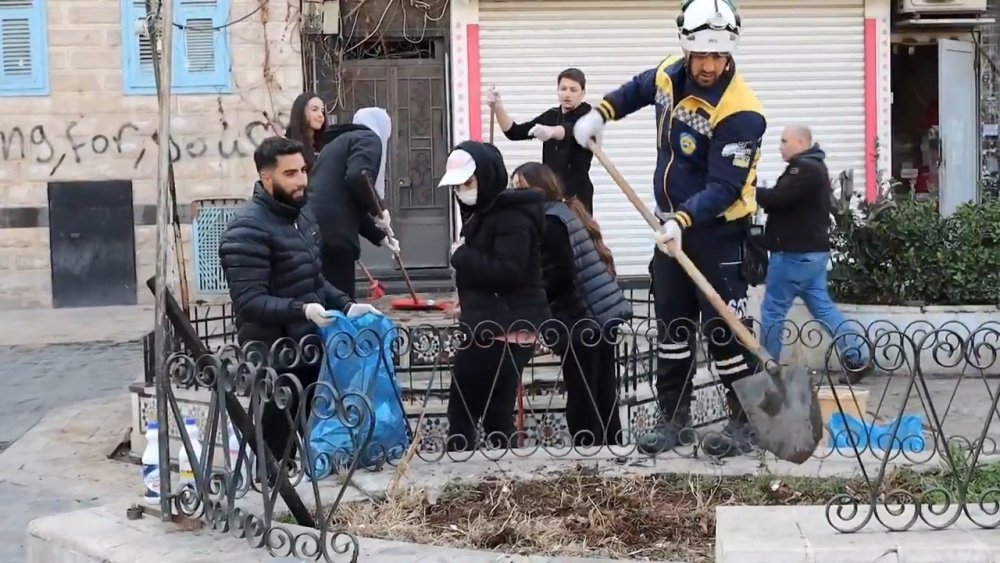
[898,0,988,15]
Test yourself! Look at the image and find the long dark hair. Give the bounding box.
[512,162,616,276]
[286,92,323,166]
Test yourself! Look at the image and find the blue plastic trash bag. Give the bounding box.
[828,413,925,453]
[307,311,410,479]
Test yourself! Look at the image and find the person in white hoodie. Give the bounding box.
[306,107,400,298]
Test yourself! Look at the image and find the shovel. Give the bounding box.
[589,141,823,464]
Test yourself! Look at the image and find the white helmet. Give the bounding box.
[677,0,741,55]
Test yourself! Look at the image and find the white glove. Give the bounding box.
[486,86,501,106]
[529,124,559,142]
[304,303,333,328]
[374,210,393,236]
[653,218,683,256]
[382,236,401,255]
[346,303,382,318]
[450,237,465,255]
[573,110,605,149]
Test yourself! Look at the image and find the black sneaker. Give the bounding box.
[637,391,696,455]
[701,392,756,458]
[701,419,756,457]
[839,362,874,385]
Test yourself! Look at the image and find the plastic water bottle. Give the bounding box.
[178,417,202,487]
[141,421,161,504]
[226,420,250,487]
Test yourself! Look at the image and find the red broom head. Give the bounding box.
[369,280,386,300]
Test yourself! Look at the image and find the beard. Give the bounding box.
[273,184,307,208]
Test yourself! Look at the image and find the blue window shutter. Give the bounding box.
[0,0,49,97]
[120,0,230,95]
[120,0,155,94]
[173,0,230,93]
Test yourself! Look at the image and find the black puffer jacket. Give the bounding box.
[219,183,354,346]
[542,202,631,332]
[306,124,387,258]
[450,141,551,335]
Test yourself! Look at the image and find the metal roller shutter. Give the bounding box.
[478,0,865,276]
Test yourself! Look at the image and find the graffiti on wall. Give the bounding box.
[0,112,289,176]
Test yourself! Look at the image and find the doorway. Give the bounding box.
[321,38,452,277]
[48,180,138,308]
[890,38,978,215]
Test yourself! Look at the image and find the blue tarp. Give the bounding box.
[307,312,410,479]
[828,412,925,453]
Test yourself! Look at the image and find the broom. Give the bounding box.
[362,176,445,312]
[357,261,386,300]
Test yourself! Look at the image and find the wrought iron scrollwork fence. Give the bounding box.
[150,295,1000,560]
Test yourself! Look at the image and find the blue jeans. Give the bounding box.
[760,252,868,366]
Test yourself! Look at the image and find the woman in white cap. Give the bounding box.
[439,141,551,452]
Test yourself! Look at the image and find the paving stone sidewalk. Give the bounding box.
[0,305,153,347]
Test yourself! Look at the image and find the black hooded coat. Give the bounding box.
[449,141,551,335]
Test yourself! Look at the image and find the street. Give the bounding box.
[0,342,142,450]
[0,305,150,561]
[0,341,142,561]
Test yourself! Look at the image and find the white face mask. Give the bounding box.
[456,189,478,206]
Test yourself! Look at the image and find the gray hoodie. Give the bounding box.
[352,107,392,199]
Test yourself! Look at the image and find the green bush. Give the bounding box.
[828,182,1000,306]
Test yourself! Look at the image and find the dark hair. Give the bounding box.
[286,92,323,155]
[557,68,586,90]
[254,136,304,172]
[512,162,616,276]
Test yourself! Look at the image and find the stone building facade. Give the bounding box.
[0,0,303,308]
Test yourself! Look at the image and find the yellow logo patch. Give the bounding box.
[679,132,697,155]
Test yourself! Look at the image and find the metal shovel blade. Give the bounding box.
[731,363,823,464]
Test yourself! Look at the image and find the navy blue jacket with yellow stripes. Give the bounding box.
[596,56,766,228]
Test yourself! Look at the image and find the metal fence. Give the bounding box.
[146,302,1000,561]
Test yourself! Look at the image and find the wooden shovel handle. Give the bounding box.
[588,141,770,361]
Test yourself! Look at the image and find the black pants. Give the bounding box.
[651,219,759,400]
[446,340,534,451]
[321,245,357,300]
[559,338,623,446]
[258,362,320,470]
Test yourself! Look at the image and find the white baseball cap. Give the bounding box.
[438,149,476,187]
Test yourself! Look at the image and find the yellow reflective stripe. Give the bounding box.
[597,100,615,121]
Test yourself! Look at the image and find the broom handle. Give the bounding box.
[363,176,420,302]
[588,141,767,359]
[489,105,495,144]
[394,254,420,302]
[357,260,376,284]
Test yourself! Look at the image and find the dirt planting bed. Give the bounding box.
[306,461,1000,561]
[327,466,913,562]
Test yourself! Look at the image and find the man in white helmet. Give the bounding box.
[574,0,766,457]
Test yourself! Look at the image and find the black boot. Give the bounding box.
[701,392,756,457]
[637,390,697,455]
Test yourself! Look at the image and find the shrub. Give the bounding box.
[828,177,1000,306]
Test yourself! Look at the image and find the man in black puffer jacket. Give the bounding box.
[438,141,551,451]
[219,136,381,463]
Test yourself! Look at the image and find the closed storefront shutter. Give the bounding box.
[478,0,865,276]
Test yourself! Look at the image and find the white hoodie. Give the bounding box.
[352,107,392,199]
